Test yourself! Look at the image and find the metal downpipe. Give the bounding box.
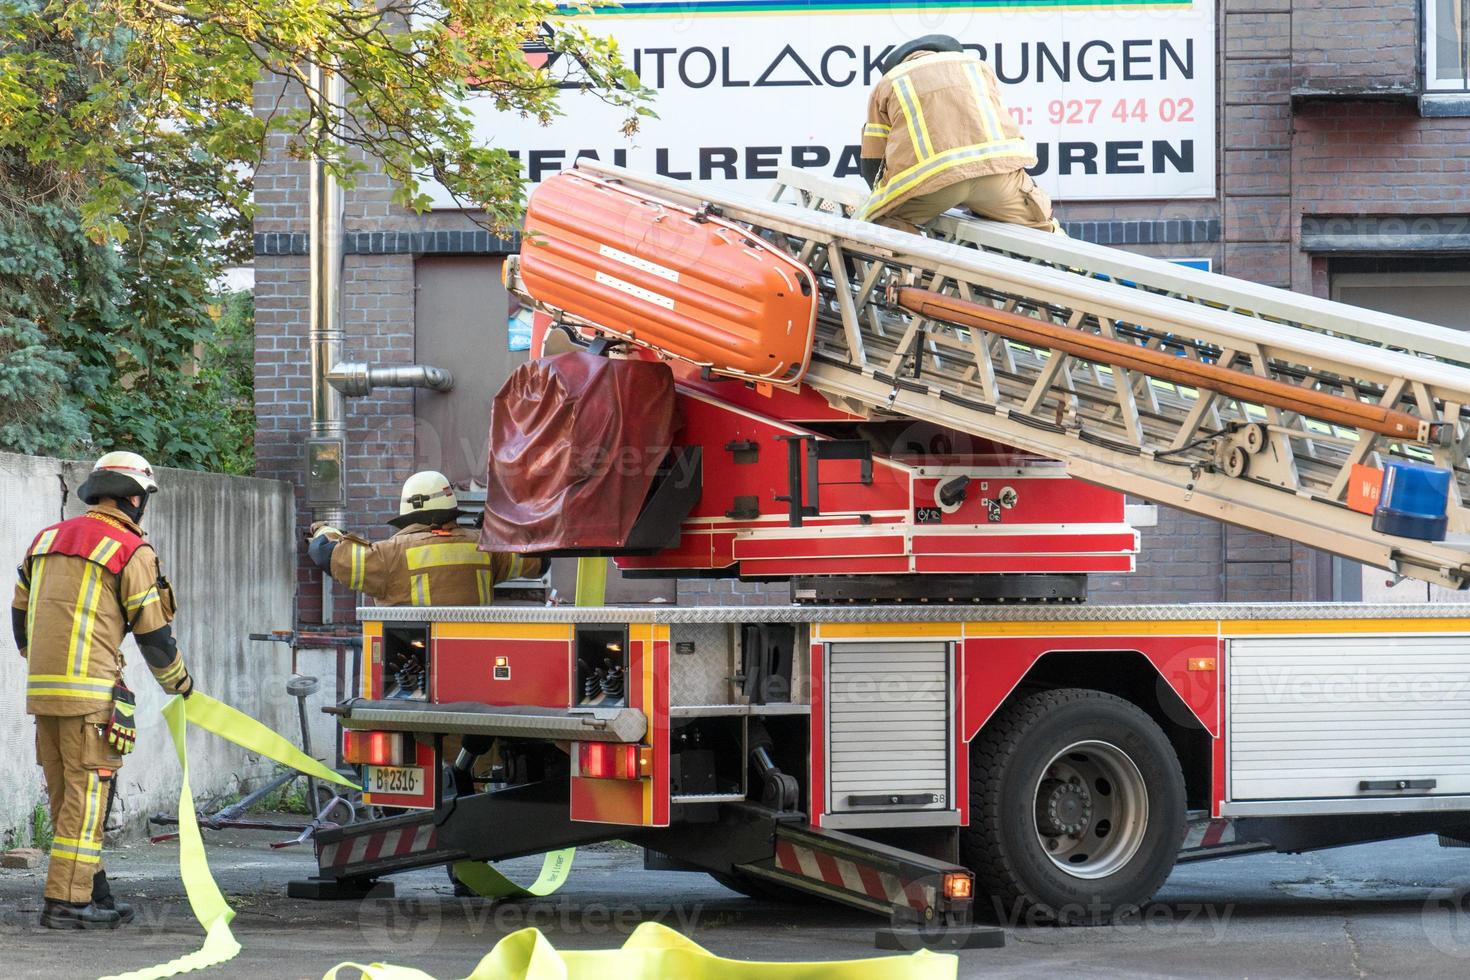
[305,60,454,622]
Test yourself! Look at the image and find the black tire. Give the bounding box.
[964,688,1186,925]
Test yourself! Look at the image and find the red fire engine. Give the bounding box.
[299,164,1470,947]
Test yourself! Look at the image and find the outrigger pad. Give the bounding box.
[286,877,394,901]
[480,352,678,552]
[874,924,1007,951]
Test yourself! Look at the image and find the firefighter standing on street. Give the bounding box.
[858,35,1062,235]
[307,470,544,608]
[12,452,195,930]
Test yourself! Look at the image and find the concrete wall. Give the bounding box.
[0,453,297,843]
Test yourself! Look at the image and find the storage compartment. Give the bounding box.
[1228,634,1470,803]
[670,716,745,799]
[383,624,430,701]
[825,640,951,816]
[574,624,628,708]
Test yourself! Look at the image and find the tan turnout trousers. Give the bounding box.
[876,168,1063,236]
[35,715,122,903]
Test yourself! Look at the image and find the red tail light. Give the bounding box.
[343,730,407,767]
[578,741,649,780]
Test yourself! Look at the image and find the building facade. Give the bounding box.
[254,0,1470,622]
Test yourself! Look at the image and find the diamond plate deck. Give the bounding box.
[364,602,1470,625]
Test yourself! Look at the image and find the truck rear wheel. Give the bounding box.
[964,688,1185,925]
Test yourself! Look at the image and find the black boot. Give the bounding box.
[92,869,135,925]
[40,899,122,930]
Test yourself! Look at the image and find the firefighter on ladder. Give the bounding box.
[12,452,195,930]
[857,35,1062,236]
[307,470,544,608]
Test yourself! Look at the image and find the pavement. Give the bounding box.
[5,829,1470,978]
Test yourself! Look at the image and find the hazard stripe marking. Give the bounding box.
[1183,818,1236,850]
[857,864,886,901]
[835,857,866,894]
[813,851,846,889]
[767,840,936,912]
[321,821,442,872]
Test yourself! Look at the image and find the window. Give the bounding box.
[1427,0,1470,91]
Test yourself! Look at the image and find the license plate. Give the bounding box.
[365,765,425,797]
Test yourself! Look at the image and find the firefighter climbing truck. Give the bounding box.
[308,163,1470,942]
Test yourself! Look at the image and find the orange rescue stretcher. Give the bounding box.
[518,170,818,384]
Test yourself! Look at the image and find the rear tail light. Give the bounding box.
[578,741,650,780]
[343,730,409,767]
[943,872,974,901]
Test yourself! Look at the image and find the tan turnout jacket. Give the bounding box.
[330,523,544,607]
[858,51,1036,222]
[13,505,185,718]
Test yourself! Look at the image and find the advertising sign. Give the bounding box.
[437,0,1216,205]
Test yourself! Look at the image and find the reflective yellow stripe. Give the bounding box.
[125,585,160,613]
[25,685,113,700]
[28,673,113,688]
[25,555,47,649]
[79,770,104,847]
[410,573,431,606]
[405,542,491,570]
[965,61,1004,143]
[31,528,57,557]
[863,122,891,139]
[66,563,104,676]
[89,537,121,566]
[859,138,1031,219]
[50,840,102,865]
[476,569,494,604]
[52,834,103,856]
[508,555,526,580]
[348,544,366,591]
[893,76,933,161]
[155,657,187,684]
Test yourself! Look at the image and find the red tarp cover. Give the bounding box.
[480,353,677,552]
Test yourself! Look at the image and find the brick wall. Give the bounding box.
[252,77,483,621]
[1292,0,1419,95]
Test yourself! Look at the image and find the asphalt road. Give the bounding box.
[5,831,1470,978]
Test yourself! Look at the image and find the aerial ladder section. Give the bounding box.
[513,161,1470,590]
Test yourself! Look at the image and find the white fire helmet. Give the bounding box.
[392,470,459,527]
[79,451,159,504]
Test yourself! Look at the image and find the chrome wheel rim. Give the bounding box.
[1032,740,1149,880]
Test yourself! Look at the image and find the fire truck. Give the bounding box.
[299,163,1470,946]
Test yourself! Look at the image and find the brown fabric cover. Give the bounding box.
[480,353,676,552]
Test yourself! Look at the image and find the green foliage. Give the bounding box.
[0,0,652,239]
[0,146,256,470]
[0,202,98,457]
[31,802,54,851]
[0,0,648,470]
[263,767,312,816]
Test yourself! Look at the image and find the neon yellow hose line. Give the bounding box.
[323,920,959,980]
[98,693,357,980]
